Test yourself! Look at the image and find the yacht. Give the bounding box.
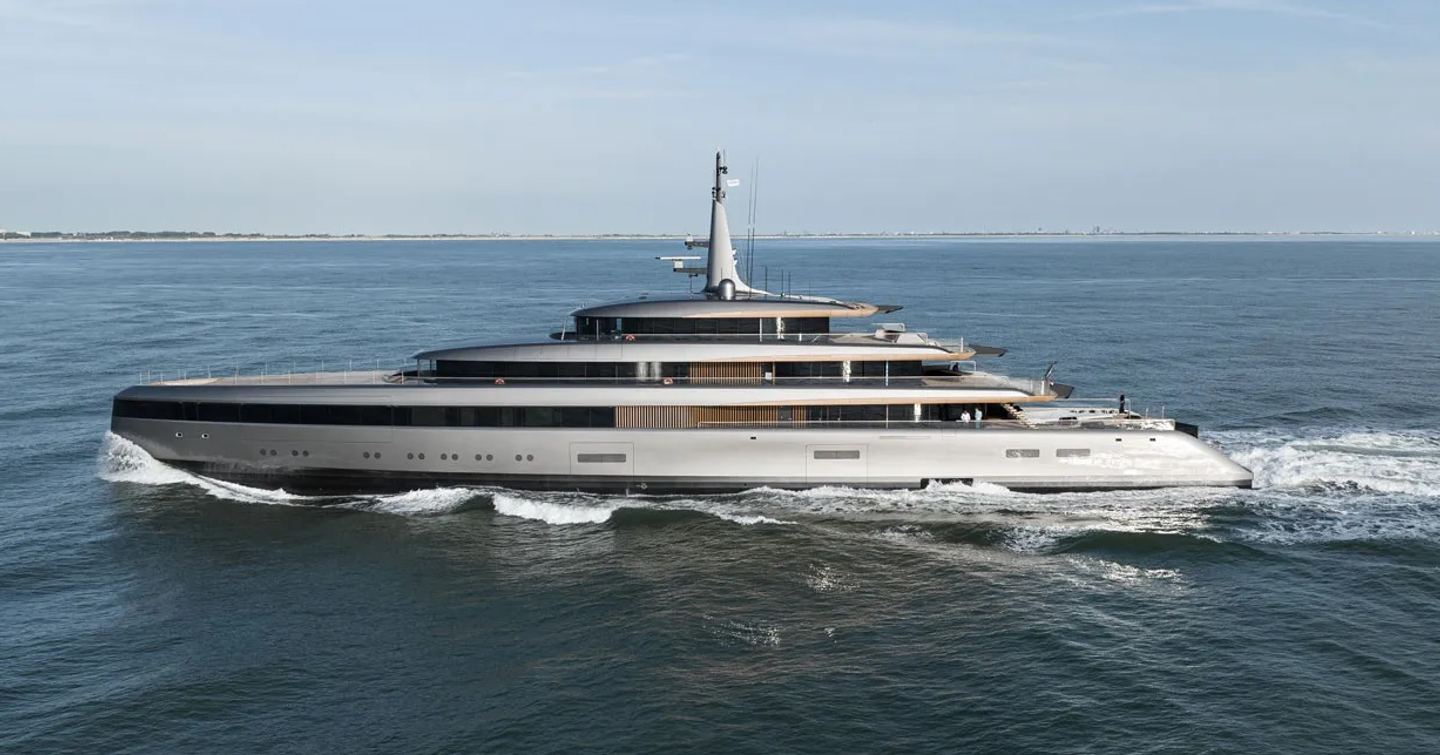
[110,153,1253,494]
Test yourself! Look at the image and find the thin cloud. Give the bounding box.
[1082,0,1392,30]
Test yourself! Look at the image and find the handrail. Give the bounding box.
[695,417,1176,431]
[394,371,1053,393]
[139,365,1054,394]
[548,330,963,349]
[140,359,406,386]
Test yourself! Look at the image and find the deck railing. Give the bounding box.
[695,416,1175,431]
[550,329,963,350]
[139,360,407,386]
[697,416,1174,431]
[394,371,1051,393]
[139,364,1055,396]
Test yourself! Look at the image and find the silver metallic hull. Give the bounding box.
[112,418,1254,495]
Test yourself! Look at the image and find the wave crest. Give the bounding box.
[491,493,617,525]
[1217,429,1440,496]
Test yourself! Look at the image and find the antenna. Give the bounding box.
[746,158,759,294]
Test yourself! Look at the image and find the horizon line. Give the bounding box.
[5,229,1440,242]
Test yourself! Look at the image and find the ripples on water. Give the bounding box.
[5,239,1440,753]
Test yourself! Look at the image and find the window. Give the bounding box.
[813,449,861,460]
[804,405,910,423]
[781,317,829,334]
[1005,449,1040,458]
[239,403,301,423]
[434,360,639,381]
[576,453,627,463]
[776,361,843,380]
[850,360,923,379]
[401,406,447,426]
[113,399,184,420]
[196,403,240,422]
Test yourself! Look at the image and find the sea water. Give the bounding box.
[2,237,1438,753]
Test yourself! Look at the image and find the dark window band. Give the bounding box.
[113,400,616,428]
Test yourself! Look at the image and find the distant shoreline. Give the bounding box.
[3,231,1438,243]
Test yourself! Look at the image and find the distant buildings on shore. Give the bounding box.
[3,228,1439,241]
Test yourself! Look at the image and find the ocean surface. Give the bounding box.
[2,237,1438,754]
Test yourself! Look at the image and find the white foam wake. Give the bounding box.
[345,488,479,517]
[491,493,617,525]
[712,512,797,526]
[99,432,311,506]
[99,432,478,515]
[1216,429,1440,496]
[1210,428,1440,544]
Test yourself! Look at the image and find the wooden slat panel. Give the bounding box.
[694,405,806,426]
[616,405,697,429]
[690,362,763,385]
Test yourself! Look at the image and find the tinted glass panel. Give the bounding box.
[112,399,184,420]
[780,317,829,334]
[408,406,447,426]
[197,402,241,422]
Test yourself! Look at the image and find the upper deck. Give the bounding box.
[570,296,898,320]
[417,329,974,363]
[130,366,1064,404]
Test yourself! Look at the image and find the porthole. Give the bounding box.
[374,452,381,459]
[200,433,209,439]
[301,450,309,457]
[418,453,425,460]
[474,454,482,461]
[291,450,299,456]
[270,449,278,456]
[363,452,371,459]
[515,454,522,462]
[1149,437,1157,442]
[260,449,268,456]
[486,454,493,461]
[174,432,184,438]
[526,454,534,461]
[440,453,447,461]
[451,452,457,460]
[407,452,414,460]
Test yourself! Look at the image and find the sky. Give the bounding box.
[2,0,1438,234]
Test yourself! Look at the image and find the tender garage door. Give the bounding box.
[806,444,867,483]
[570,442,634,477]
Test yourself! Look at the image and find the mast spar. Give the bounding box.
[705,150,749,299]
